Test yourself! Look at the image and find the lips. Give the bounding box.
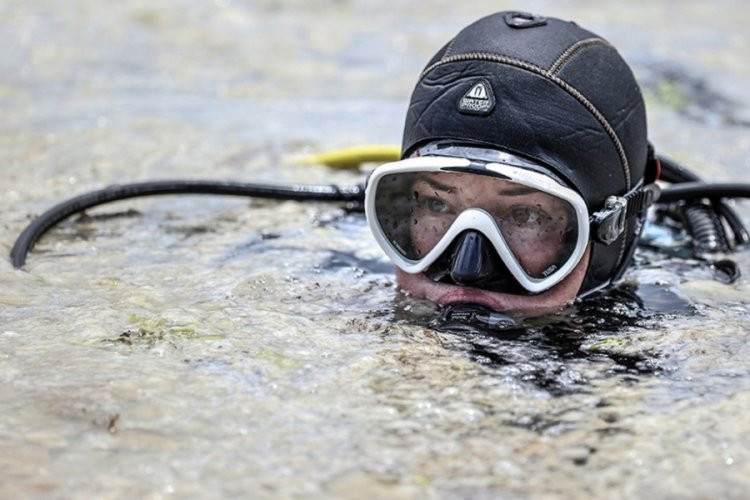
[414,274,538,312]
[435,287,510,310]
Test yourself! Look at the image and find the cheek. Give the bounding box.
[508,230,566,275]
[410,215,450,256]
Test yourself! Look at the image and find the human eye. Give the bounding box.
[508,205,548,226]
[425,196,450,214]
[412,187,452,214]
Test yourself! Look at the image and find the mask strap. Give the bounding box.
[645,142,661,184]
[591,181,661,245]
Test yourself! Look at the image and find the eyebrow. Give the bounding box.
[417,175,540,197]
[498,186,538,196]
[420,177,456,193]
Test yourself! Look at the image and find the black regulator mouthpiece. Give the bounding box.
[449,230,500,284]
[433,303,518,334]
[426,230,529,294]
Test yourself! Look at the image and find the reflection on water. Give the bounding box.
[2,0,750,497]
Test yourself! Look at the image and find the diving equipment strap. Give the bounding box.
[591,182,661,245]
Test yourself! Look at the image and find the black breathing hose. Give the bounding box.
[658,183,750,203]
[10,180,364,269]
[658,156,701,183]
[9,171,750,270]
[658,181,750,253]
[659,156,750,244]
[681,203,732,252]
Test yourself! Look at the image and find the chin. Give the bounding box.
[394,247,591,317]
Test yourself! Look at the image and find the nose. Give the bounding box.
[449,230,500,285]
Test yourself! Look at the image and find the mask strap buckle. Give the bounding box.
[592,196,628,245]
[591,183,662,245]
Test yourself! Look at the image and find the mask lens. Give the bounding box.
[373,170,579,279]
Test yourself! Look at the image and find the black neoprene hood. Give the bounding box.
[402,11,650,295]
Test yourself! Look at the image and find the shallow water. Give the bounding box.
[2,0,750,497]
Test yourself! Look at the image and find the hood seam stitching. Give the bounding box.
[420,52,632,189]
[548,38,612,75]
[442,37,458,59]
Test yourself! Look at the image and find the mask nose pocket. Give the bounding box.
[449,230,498,284]
[431,229,528,294]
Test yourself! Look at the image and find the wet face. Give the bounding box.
[410,172,575,278]
[400,171,587,315]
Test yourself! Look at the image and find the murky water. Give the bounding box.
[2,0,749,497]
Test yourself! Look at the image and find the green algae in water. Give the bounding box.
[652,80,690,111]
[413,475,432,486]
[256,347,301,369]
[131,8,163,28]
[588,337,629,351]
[103,314,223,348]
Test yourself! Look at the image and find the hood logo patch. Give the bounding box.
[458,79,495,116]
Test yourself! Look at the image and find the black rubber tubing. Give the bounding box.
[659,183,750,203]
[659,156,749,244]
[10,180,364,269]
[10,179,750,270]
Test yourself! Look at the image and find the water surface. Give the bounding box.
[1,1,749,497]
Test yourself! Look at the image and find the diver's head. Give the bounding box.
[365,11,658,315]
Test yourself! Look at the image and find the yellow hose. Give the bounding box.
[295,144,401,169]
